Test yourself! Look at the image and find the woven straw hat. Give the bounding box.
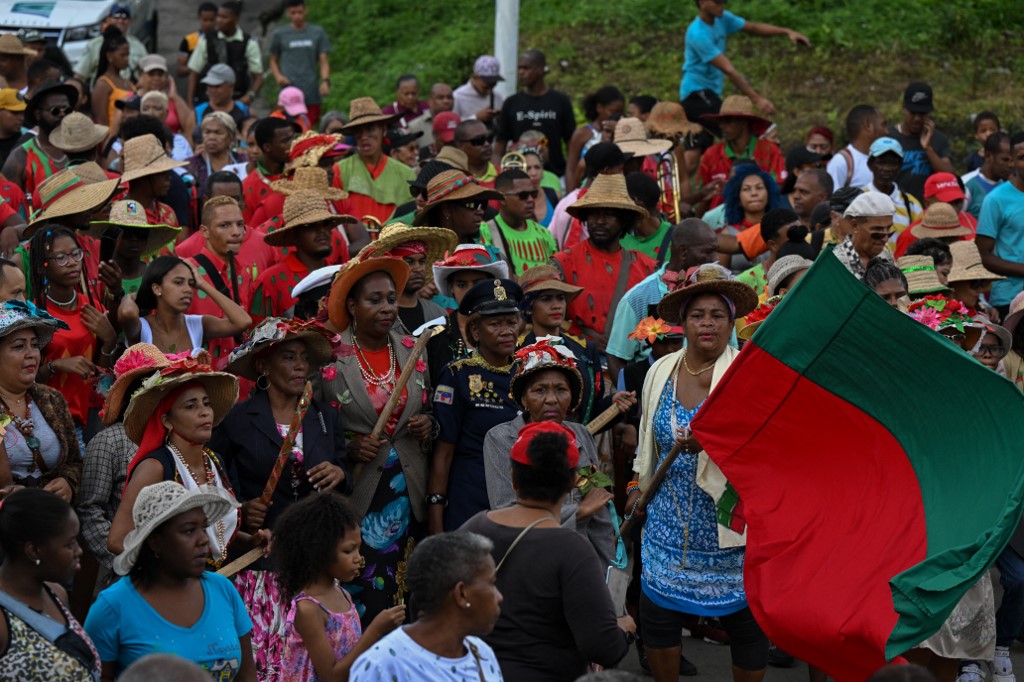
[25,166,121,237]
[50,112,108,153]
[103,343,171,426]
[0,299,68,349]
[910,202,973,240]
[737,295,782,340]
[614,117,672,157]
[227,317,336,381]
[121,134,187,182]
[0,34,34,56]
[88,200,181,254]
[358,222,458,287]
[288,131,345,168]
[264,190,355,247]
[113,481,238,576]
[1002,292,1024,341]
[646,101,702,137]
[517,264,582,301]
[327,256,411,330]
[566,173,648,220]
[658,263,758,322]
[947,240,1004,285]
[701,95,772,136]
[270,166,347,199]
[122,352,240,445]
[434,146,469,172]
[509,338,583,412]
[897,255,952,295]
[413,170,502,226]
[339,97,401,133]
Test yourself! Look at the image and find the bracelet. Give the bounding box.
[428,415,440,441]
[426,493,448,507]
[626,480,641,495]
[623,496,642,521]
[100,345,117,357]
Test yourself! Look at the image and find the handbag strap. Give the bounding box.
[467,639,487,682]
[0,588,69,645]
[495,515,555,573]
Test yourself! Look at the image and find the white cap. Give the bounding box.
[843,191,896,219]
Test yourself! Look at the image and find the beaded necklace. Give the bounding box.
[167,443,228,564]
[353,334,396,388]
[0,393,47,475]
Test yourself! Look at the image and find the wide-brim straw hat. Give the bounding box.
[88,199,181,255]
[25,166,120,237]
[113,481,238,576]
[566,173,648,220]
[517,264,583,301]
[434,146,469,172]
[413,169,502,226]
[358,222,458,287]
[264,190,355,247]
[910,202,973,240]
[0,33,35,57]
[947,240,1004,285]
[340,97,402,133]
[700,95,772,136]
[646,101,702,137]
[288,131,345,169]
[897,255,951,296]
[327,257,411,331]
[123,368,240,445]
[121,133,187,182]
[658,263,759,323]
[0,300,68,349]
[226,317,335,381]
[270,166,348,200]
[614,117,672,157]
[103,343,171,426]
[50,112,108,153]
[737,295,782,340]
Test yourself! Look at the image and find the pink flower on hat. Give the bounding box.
[114,348,158,375]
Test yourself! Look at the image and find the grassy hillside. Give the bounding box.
[307,0,1024,163]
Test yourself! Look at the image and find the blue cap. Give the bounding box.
[109,3,131,18]
[869,137,903,159]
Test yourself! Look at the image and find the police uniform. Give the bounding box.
[433,278,523,530]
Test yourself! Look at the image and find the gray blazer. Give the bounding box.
[315,328,431,522]
[483,414,616,567]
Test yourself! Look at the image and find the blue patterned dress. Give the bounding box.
[640,381,747,616]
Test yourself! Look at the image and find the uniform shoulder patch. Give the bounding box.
[434,385,455,405]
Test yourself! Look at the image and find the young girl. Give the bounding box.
[275,493,406,682]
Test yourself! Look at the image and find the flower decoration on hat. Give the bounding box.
[229,317,339,366]
[744,296,782,327]
[908,295,973,333]
[628,317,682,345]
[114,347,163,376]
[514,337,579,374]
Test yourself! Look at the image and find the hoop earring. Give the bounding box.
[164,426,174,445]
[256,373,270,391]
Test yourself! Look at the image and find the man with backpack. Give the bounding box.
[187,1,263,106]
[826,104,886,191]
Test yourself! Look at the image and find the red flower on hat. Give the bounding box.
[114,348,159,375]
[159,350,212,375]
[744,297,782,326]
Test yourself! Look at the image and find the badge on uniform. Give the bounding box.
[434,385,455,405]
[468,374,484,394]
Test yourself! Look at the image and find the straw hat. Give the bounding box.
[432,244,510,298]
[270,166,347,199]
[509,338,583,412]
[434,146,469,172]
[72,161,112,185]
[946,240,1004,285]
[122,352,240,445]
[658,263,758,323]
[566,173,648,220]
[88,200,181,254]
[227,317,336,381]
[413,170,502,226]
[897,255,951,296]
[288,131,346,168]
[1002,291,1024,342]
[517,264,582,301]
[327,257,411,331]
[339,97,401,133]
[50,112,108,153]
[0,299,68,348]
[767,255,814,297]
[910,202,973,240]
[121,134,187,182]
[646,101,702,137]
[737,295,782,340]
[700,95,772,136]
[264,190,354,247]
[103,343,171,426]
[613,117,672,157]
[25,166,120,237]
[357,222,458,286]
[0,34,34,57]
[113,481,238,576]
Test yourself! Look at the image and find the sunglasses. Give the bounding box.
[50,248,84,267]
[503,189,539,201]
[454,200,486,212]
[460,134,494,146]
[48,105,71,118]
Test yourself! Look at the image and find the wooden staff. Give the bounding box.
[217,546,268,578]
[258,381,313,505]
[618,442,684,537]
[369,326,443,441]
[585,396,635,435]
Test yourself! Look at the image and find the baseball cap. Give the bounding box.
[139,54,168,73]
[433,111,461,144]
[869,136,904,159]
[843,191,896,219]
[115,94,141,112]
[109,3,131,19]
[277,86,307,116]
[0,89,27,113]
[473,55,504,83]
[903,82,934,114]
[924,172,964,203]
[201,64,236,87]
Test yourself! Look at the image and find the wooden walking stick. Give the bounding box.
[585,393,637,435]
[618,441,685,537]
[218,546,267,578]
[368,321,445,441]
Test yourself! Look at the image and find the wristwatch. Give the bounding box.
[426,493,448,507]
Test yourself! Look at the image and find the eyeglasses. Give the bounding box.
[503,189,539,201]
[50,248,84,267]
[454,200,486,212]
[975,343,1008,359]
[48,105,71,118]
[459,134,494,146]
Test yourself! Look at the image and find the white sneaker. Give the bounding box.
[958,663,985,682]
[993,646,1015,682]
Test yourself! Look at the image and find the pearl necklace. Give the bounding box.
[353,335,396,387]
[167,443,228,564]
[45,288,77,308]
[681,349,715,376]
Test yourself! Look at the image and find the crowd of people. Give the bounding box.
[0,0,1019,680]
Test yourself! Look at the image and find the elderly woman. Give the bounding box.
[466,421,634,680]
[624,263,766,682]
[213,317,349,680]
[0,300,80,502]
[0,488,98,680]
[316,257,434,622]
[349,532,503,682]
[85,482,256,680]
[188,111,241,191]
[429,278,523,534]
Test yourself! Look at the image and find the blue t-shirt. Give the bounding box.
[84,572,253,679]
[680,11,746,99]
[977,181,1024,306]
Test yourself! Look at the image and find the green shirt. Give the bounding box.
[737,262,767,299]
[480,215,558,276]
[621,220,673,260]
[541,171,562,197]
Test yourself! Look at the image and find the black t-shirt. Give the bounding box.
[886,124,951,201]
[496,89,577,176]
[398,302,426,335]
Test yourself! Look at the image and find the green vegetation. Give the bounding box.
[307,0,1024,164]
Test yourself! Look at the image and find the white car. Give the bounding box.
[0,0,157,67]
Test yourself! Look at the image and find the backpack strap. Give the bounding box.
[839,148,855,188]
[193,254,233,301]
[484,218,510,265]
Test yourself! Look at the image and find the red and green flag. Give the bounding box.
[691,252,1024,681]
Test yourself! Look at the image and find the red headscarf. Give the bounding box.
[125,382,195,481]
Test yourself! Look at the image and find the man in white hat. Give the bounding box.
[833,191,896,280]
[452,55,504,124]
